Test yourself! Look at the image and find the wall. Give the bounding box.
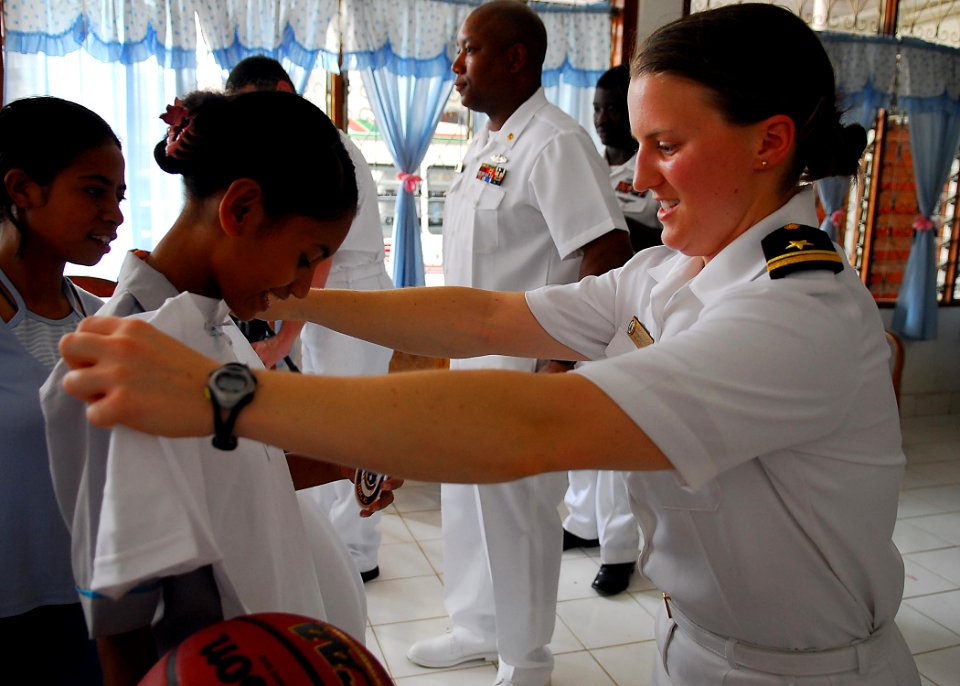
[882,308,960,416]
[636,0,683,45]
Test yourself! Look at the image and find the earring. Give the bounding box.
[761,160,769,167]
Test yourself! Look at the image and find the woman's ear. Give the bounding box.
[755,114,795,171]
[218,178,264,237]
[3,169,44,210]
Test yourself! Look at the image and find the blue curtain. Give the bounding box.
[341,0,467,286]
[891,100,960,340]
[359,70,454,287]
[815,98,883,241]
[816,178,849,241]
[890,37,960,340]
[537,2,611,140]
[195,0,340,74]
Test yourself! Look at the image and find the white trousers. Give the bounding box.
[441,472,567,685]
[652,602,921,686]
[564,470,641,564]
[296,492,367,643]
[300,265,394,572]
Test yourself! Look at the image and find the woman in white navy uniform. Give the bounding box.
[56,5,921,684]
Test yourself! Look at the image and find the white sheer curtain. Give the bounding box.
[4,51,195,280]
[537,2,611,143]
[3,0,613,280]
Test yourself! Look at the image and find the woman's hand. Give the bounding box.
[59,315,217,436]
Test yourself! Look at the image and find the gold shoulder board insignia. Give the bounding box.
[761,223,843,279]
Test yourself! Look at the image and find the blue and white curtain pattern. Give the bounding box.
[4,0,611,286]
[820,32,960,340]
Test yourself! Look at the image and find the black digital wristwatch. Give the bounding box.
[205,362,258,450]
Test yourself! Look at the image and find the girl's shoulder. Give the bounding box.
[66,279,107,316]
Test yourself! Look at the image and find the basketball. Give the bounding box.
[139,612,393,685]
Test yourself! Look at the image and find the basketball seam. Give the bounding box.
[166,644,181,686]
[234,615,328,685]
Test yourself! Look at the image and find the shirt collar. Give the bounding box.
[608,152,637,176]
[688,186,820,305]
[117,250,179,312]
[117,250,231,331]
[488,88,549,151]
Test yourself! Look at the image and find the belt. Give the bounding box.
[662,594,886,677]
[328,261,389,285]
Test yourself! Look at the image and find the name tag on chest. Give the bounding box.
[627,316,654,348]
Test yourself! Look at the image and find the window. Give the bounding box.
[345,77,472,286]
[692,0,960,305]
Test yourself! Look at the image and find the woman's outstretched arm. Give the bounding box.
[266,286,586,362]
[60,316,670,483]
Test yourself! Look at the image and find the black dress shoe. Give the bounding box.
[592,562,635,595]
[360,566,380,583]
[562,529,600,551]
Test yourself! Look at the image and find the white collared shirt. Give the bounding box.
[525,187,906,650]
[442,88,626,373]
[42,253,324,635]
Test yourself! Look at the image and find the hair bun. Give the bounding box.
[841,124,868,167]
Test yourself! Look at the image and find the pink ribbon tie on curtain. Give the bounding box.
[913,215,936,232]
[397,172,422,193]
[830,210,845,228]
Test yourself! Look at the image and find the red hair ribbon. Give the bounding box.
[160,98,197,160]
[913,215,936,232]
[397,172,422,193]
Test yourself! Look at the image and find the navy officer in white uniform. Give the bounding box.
[54,4,921,684]
[423,2,631,685]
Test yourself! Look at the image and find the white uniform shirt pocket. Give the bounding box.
[471,181,505,254]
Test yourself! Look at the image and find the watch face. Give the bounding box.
[218,371,251,392]
[209,363,257,409]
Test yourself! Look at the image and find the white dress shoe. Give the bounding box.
[407,629,498,668]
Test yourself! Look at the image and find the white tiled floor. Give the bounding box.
[360,414,960,685]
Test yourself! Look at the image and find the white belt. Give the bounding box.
[328,261,389,285]
[663,594,886,677]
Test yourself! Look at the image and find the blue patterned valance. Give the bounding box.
[820,31,960,117]
[5,0,198,68]
[338,0,611,85]
[5,0,612,83]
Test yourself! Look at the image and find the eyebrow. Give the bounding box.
[80,173,127,190]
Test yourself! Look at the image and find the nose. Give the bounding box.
[104,199,124,227]
[452,50,465,75]
[289,267,313,299]
[632,145,658,194]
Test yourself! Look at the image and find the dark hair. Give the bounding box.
[596,65,630,103]
[0,96,121,229]
[154,90,357,222]
[632,4,866,184]
[225,55,296,94]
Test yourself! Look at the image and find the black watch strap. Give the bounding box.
[207,363,257,451]
[210,392,255,451]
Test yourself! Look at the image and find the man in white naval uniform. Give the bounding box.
[405,3,632,686]
[562,65,654,596]
[225,57,394,583]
